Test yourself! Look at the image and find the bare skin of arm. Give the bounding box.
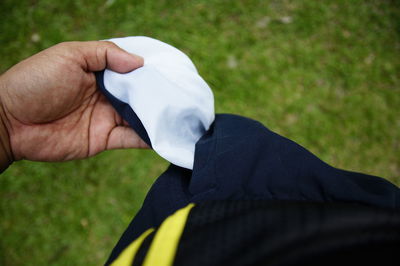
[0,41,148,172]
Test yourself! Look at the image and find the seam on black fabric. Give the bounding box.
[212,118,221,196]
[190,123,218,197]
[191,187,219,202]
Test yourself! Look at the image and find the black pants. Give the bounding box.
[106,114,400,264]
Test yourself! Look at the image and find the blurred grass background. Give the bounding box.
[0,0,399,265]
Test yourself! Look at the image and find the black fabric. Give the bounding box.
[96,73,400,265]
[106,165,193,264]
[106,114,400,264]
[174,200,400,266]
[131,231,155,266]
[95,71,152,146]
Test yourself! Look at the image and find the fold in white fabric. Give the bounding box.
[103,36,215,169]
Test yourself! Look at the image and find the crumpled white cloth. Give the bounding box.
[103,36,215,169]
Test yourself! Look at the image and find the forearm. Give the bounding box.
[0,76,14,172]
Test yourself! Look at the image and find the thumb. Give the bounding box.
[76,40,144,73]
[106,126,149,150]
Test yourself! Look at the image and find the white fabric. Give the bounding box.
[103,36,215,169]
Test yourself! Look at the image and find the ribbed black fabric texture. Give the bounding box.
[174,200,400,266]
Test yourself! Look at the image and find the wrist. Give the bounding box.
[0,75,14,172]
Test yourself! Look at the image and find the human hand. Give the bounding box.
[0,41,147,170]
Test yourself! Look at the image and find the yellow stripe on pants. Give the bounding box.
[111,228,154,266]
[143,203,195,266]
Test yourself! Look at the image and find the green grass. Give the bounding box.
[1,0,399,265]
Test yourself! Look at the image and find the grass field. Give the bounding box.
[1,0,399,265]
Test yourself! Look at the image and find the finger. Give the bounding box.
[76,40,144,73]
[106,126,149,150]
